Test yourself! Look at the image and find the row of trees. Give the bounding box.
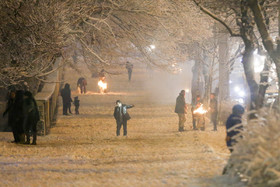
[193,0,280,111]
[0,0,211,92]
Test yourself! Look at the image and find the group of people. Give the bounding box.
[174,90,245,152]
[60,83,80,115]
[2,89,39,145]
[175,91,217,132]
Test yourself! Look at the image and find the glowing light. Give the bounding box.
[234,86,240,92]
[98,80,107,93]
[150,45,155,49]
[238,91,246,97]
[185,89,190,93]
[193,104,208,114]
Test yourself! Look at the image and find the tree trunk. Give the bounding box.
[218,32,230,102]
[256,59,270,108]
[242,44,259,110]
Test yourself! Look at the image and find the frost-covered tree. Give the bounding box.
[0,0,211,90]
[193,0,279,110]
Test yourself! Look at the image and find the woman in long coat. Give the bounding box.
[23,91,40,145]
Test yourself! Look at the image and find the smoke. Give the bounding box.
[142,62,194,104]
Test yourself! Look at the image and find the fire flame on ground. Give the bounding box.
[98,80,107,92]
[193,104,208,114]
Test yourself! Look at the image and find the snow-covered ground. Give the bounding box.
[0,64,245,186]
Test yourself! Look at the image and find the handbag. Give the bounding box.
[124,112,131,120]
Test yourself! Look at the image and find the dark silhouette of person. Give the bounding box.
[113,100,134,136]
[61,83,72,115]
[3,89,16,137]
[226,104,245,152]
[74,96,80,115]
[210,93,218,131]
[10,90,25,143]
[125,61,133,81]
[23,91,40,145]
[77,77,87,94]
[175,90,188,132]
[99,69,106,79]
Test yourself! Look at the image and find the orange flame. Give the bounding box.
[193,104,208,114]
[98,80,107,92]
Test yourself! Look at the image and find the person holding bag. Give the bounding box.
[113,100,134,136]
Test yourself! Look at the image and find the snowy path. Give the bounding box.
[0,65,244,186]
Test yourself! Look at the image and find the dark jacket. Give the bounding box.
[210,98,218,114]
[175,94,187,114]
[3,96,15,126]
[23,96,40,131]
[126,63,133,72]
[114,104,134,122]
[226,114,243,138]
[74,99,80,107]
[77,77,87,87]
[61,86,71,104]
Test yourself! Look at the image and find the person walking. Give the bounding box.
[113,100,134,136]
[77,77,87,94]
[225,104,245,152]
[175,90,188,132]
[61,83,72,115]
[125,61,133,81]
[210,93,218,131]
[23,91,40,145]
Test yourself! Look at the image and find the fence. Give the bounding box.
[35,57,63,135]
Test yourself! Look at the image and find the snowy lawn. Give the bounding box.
[0,65,245,186]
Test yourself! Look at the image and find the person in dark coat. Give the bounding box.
[225,104,245,152]
[175,90,187,132]
[191,95,202,130]
[210,93,218,131]
[113,100,134,136]
[3,90,16,138]
[74,96,80,115]
[125,61,133,81]
[23,91,40,145]
[10,90,25,143]
[77,77,87,94]
[61,83,72,115]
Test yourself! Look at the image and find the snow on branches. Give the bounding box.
[0,0,212,88]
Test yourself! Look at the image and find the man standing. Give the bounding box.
[175,90,187,132]
[210,93,218,131]
[125,61,133,81]
[61,83,72,115]
[113,100,134,136]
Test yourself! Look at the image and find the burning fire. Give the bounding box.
[98,80,107,90]
[193,104,208,114]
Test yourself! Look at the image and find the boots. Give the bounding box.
[31,133,37,145]
[24,134,30,144]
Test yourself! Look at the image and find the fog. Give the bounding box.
[142,62,194,104]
